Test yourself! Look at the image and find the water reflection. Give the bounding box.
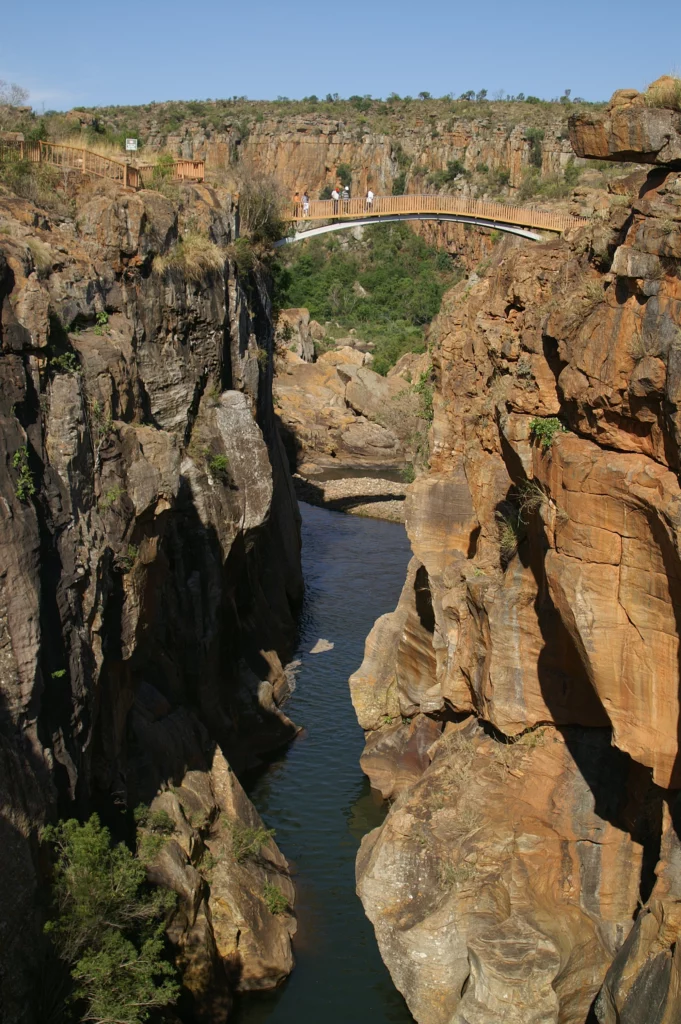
[232,503,414,1024]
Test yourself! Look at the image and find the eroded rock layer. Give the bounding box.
[352,96,681,1023]
[0,181,301,1022]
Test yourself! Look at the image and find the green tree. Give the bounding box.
[42,815,178,1024]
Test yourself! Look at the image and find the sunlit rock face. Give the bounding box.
[0,181,302,1022]
[351,107,681,1022]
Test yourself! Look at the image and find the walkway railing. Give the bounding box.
[286,195,586,234]
[0,141,204,189]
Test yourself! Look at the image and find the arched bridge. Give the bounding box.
[275,194,587,246]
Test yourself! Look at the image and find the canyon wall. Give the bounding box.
[351,90,681,1023]
[0,180,301,1021]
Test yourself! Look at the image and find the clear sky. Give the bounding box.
[2,0,680,110]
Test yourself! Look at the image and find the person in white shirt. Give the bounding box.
[302,191,310,217]
[331,187,340,216]
[366,188,374,211]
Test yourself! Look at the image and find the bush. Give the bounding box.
[207,453,229,481]
[41,815,178,1024]
[336,162,352,187]
[228,821,275,863]
[262,881,289,915]
[51,351,80,374]
[12,445,35,502]
[391,171,407,195]
[0,160,73,218]
[526,128,544,168]
[153,233,224,281]
[237,171,288,244]
[413,366,434,421]
[427,160,469,188]
[529,416,566,449]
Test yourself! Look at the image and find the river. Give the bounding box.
[232,502,415,1024]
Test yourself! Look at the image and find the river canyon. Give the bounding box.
[1,76,681,1024]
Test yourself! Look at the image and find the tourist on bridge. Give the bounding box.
[342,184,350,212]
[366,188,374,211]
[293,191,300,218]
[331,187,340,216]
[302,191,310,217]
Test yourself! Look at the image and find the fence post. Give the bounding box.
[123,163,128,189]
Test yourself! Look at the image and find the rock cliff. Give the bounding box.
[0,178,302,1021]
[351,92,681,1023]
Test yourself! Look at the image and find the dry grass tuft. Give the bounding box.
[153,233,224,281]
[27,237,52,278]
[644,76,681,112]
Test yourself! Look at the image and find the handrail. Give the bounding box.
[286,195,587,234]
[0,140,204,189]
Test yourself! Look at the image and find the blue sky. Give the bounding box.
[2,0,680,110]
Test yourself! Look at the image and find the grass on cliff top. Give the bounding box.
[153,232,224,280]
[1,92,605,157]
[644,76,681,111]
[274,222,463,374]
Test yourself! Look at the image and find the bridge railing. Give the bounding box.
[0,141,204,190]
[286,195,586,234]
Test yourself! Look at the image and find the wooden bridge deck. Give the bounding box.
[0,140,204,189]
[287,195,586,234]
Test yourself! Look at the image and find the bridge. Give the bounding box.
[275,194,587,246]
[0,140,204,189]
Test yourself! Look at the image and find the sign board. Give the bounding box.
[125,138,138,151]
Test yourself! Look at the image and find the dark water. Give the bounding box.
[305,464,406,484]
[232,503,415,1024]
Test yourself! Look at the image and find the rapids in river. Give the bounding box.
[233,502,415,1023]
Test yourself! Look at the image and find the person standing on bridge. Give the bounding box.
[302,190,310,217]
[331,187,340,217]
[293,191,300,218]
[366,188,374,212]
[342,184,350,212]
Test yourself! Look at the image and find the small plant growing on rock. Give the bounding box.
[517,480,548,522]
[51,669,67,679]
[207,453,230,482]
[51,351,81,374]
[13,446,35,502]
[496,509,522,563]
[413,366,434,422]
[93,311,109,336]
[117,544,139,573]
[529,416,566,450]
[262,881,289,915]
[400,463,416,483]
[256,346,269,370]
[228,822,275,863]
[98,484,125,511]
[92,400,114,441]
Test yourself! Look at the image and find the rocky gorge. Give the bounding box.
[0,177,302,1022]
[2,75,681,1024]
[350,84,681,1023]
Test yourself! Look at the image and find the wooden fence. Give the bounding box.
[0,141,205,189]
[286,194,587,234]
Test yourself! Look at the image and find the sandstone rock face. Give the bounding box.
[0,181,302,1021]
[273,336,426,470]
[569,86,681,165]
[124,109,579,196]
[351,162,681,1022]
